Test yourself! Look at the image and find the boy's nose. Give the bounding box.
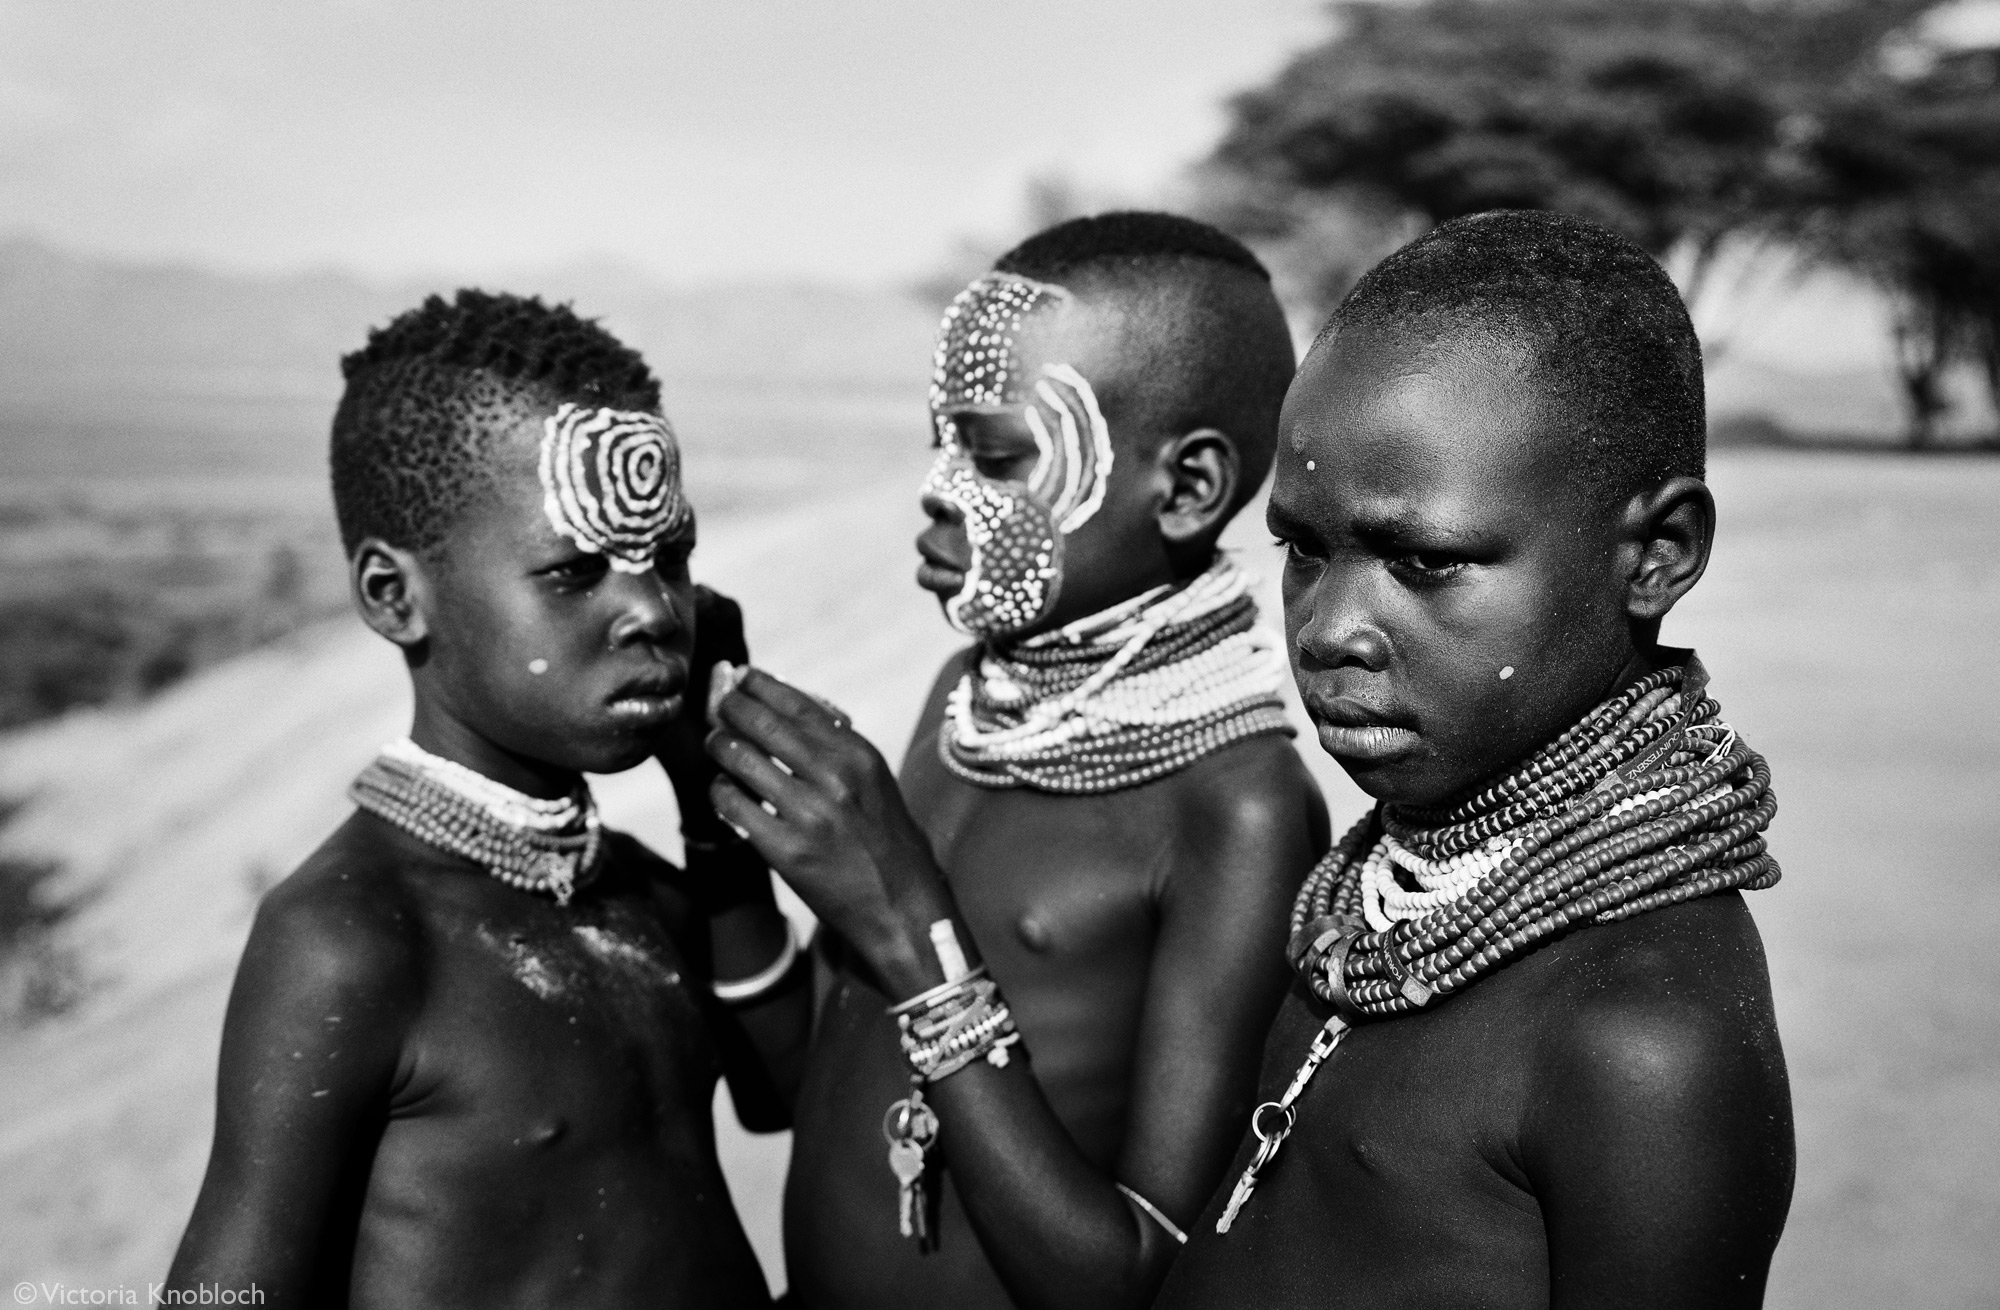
[607,572,686,648]
[921,490,964,525]
[1297,570,1392,672]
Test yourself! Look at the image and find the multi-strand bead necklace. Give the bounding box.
[1215,658,1781,1232]
[350,737,603,906]
[940,556,1294,793]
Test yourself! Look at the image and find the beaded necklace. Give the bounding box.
[1215,656,1780,1232]
[350,737,603,906]
[940,556,1294,794]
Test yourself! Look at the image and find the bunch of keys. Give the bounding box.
[884,1089,941,1248]
[1215,1014,1349,1233]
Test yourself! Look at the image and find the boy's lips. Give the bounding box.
[915,537,968,594]
[605,670,687,726]
[1307,696,1421,762]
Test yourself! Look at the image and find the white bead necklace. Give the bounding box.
[351,738,602,906]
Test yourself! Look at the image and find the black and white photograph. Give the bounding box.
[1,2,1995,1306]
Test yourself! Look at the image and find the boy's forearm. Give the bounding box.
[857,905,1177,1310]
[922,1061,1170,1310]
[702,865,812,1112]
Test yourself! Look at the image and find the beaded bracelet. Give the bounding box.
[890,967,1022,1081]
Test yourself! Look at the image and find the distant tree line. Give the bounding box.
[1200,0,2000,445]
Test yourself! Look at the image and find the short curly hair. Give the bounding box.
[330,289,662,555]
[1321,210,1704,502]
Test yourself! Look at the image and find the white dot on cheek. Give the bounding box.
[1499,666,1515,681]
[529,659,549,676]
[1306,460,1316,471]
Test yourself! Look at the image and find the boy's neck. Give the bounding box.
[1005,546,1221,648]
[409,700,581,800]
[1444,641,1699,812]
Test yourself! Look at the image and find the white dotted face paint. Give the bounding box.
[528,658,549,675]
[1499,666,1515,680]
[1306,460,1316,471]
[923,273,1116,639]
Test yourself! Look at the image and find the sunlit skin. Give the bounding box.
[167,398,808,1309]
[721,284,1326,1310]
[1152,325,1794,1310]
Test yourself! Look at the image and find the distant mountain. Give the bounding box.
[0,238,938,480]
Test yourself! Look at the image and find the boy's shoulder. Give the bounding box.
[1513,893,1788,1151]
[1166,730,1322,821]
[249,810,438,996]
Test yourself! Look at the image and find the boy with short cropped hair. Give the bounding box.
[702,213,1328,1310]
[168,290,808,1307]
[1153,210,1795,1307]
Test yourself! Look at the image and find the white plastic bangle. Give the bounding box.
[1117,1183,1187,1245]
[711,926,801,1004]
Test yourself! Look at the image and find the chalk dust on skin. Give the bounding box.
[477,924,572,1001]
[571,924,680,989]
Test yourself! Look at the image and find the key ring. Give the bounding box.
[1251,1100,1295,1143]
[884,1097,938,1145]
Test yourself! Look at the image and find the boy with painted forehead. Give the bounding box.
[168,291,809,1307]
[703,213,1326,1310]
[1154,211,1796,1306]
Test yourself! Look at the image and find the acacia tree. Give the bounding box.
[1202,0,1998,443]
[1781,51,2000,443]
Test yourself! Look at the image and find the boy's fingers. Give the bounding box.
[705,729,815,816]
[716,680,851,786]
[708,777,786,853]
[736,667,850,736]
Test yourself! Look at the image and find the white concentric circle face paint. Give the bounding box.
[538,404,691,574]
[924,274,1116,638]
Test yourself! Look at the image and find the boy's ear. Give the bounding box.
[1155,428,1241,548]
[350,537,432,649]
[1619,475,1715,623]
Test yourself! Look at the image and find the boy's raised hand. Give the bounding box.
[655,584,749,838]
[706,668,957,995]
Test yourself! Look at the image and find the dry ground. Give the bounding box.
[0,448,1994,1307]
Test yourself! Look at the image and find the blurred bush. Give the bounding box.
[0,502,348,730]
[0,799,79,1024]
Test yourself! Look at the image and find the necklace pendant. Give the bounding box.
[536,852,577,907]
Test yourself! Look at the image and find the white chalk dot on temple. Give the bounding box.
[529,659,549,675]
[1306,460,1316,471]
[1499,666,1515,680]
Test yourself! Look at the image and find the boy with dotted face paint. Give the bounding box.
[703,214,1327,1310]
[168,291,810,1307]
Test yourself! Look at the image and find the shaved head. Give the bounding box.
[994,212,1297,512]
[1316,210,1705,506]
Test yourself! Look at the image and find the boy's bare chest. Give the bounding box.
[924,780,1168,972]
[1165,987,1547,1308]
[909,753,1171,969]
[401,893,718,1134]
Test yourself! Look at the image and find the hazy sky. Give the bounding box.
[0,0,1328,284]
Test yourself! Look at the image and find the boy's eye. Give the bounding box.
[1273,535,1324,569]
[973,453,1031,481]
[1389,550,1469,581]
[543,554,610,585]
[653,539,695,575]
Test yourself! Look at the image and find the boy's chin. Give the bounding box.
[558,725,674,778]
[1333,753,1473,812]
